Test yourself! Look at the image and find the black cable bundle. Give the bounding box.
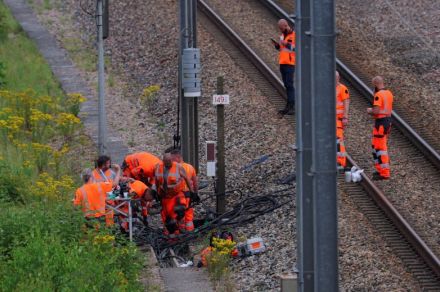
[136,187,293,259]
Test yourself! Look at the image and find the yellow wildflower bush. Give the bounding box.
[93,234,115,245]
[140,84,160,107]
[30,172,75,200]
[55,112,81,139]
[207,237,237,283]
[65,93,86,116]
[30,142,52,172]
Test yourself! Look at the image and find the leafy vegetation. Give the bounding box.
[0,2,144,290]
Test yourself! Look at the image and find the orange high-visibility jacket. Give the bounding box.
[336,83,349,119]
[91,168,116,183]
[279,31,296,65]
[129,180,148,199]
[373,89,393,119]
[181,162,196,192]
[155,162,186,197]
[124,152,161,179]
[73,182,113,218]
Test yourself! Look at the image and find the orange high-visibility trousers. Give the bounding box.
[372,118,391,178]
[184,196,194,232]
[336,119,347,168]
[161,193,187,234]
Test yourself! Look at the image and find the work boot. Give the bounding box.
[278,104,289,115]
[286,104,295,115]
[372,172,389,181]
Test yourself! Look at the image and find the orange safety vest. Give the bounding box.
[124,152,161,179]
[73,182,113,222]
[181,162,196,192]
[91,168,116,183]
[279,31,296,65]
[336,83,349,119]
[373,89,393,119]
[129,180,148,199]
[155,162,185,197]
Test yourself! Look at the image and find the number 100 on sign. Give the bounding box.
[212,94,230,105]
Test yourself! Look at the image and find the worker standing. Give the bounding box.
[73,165,121,226]
[91,155,117,183]
[367,76,393,180]
[336,71,350,171]
[122,152,161,186]
[154,153,194,236]
[273,19,296,115]
[170,149,200,232]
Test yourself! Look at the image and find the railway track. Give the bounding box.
[198,0,440,289]
[274,0,440,159]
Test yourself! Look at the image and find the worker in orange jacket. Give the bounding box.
[170,149,200,232]
[73,165,121,227]
[91,155,117,183]
[154,153,193,236]
[336,71,350,171]
[117,179,153,232]
[367,76,393,180]
[122,152,161,187]
[273,19,296,115]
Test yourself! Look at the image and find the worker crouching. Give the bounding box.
[117,179,153,232]
[154,153,194,236]
[170,149,201,233]
[73,165,121,228]
[122,151,162,187]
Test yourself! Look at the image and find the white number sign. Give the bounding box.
[212,94,230,105]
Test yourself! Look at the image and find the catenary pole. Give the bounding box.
[295,0,314,290]
[97,0,107,155]
[310,0,338,290]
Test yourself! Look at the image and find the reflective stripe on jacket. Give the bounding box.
[74,182,112,218]
[336,83,349,118]
[155,162,186,197]
[91,168,116,183]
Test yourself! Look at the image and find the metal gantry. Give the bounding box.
[179,0,200,171]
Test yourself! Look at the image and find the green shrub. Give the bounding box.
[0,161,25,203]
[0,201,143,291]
[0,61,6,88]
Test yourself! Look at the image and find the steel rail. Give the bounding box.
[258,0,440,171]
[198,0,440,280]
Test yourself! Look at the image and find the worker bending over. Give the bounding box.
[122,152,161,187]
[170,149,200,232]
[336,71,350,171]
[73,165,121,227]
[91,155,117,183]
[367,76,393,180]
[273,19,296,115]
[117,179,153,231]
[154,153,194,236]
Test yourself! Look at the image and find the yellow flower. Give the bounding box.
[93,234,115,245]
[30,109,53,123]
[6,116,24,132]
[56,113,80,126]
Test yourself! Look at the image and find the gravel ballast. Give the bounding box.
[30,0,431,290]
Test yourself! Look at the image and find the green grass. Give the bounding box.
[0,2,62,96]
[0,3,145,290]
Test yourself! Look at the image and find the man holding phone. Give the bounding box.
[272,19,296,115]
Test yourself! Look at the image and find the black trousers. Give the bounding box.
[280,64,295,105]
